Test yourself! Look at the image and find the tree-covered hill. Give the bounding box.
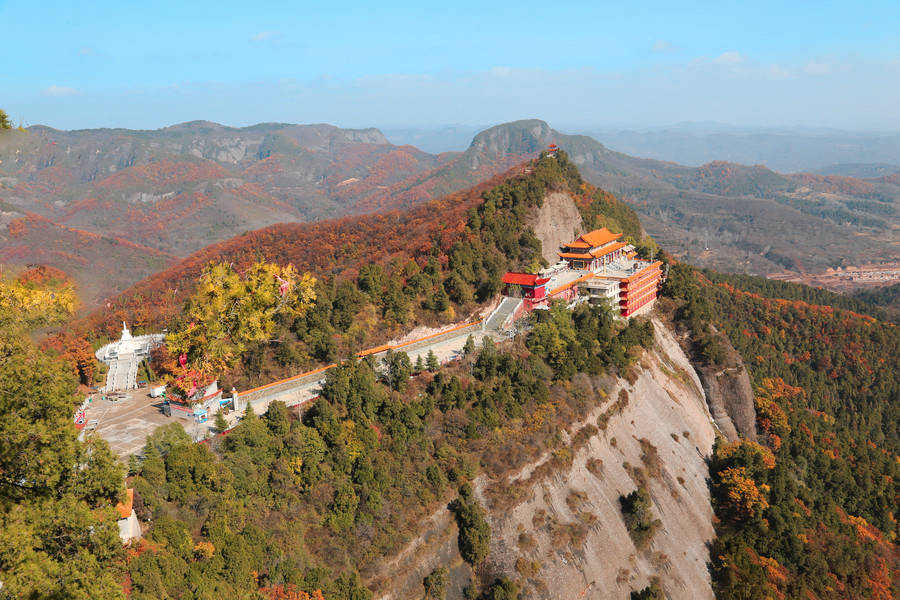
[700,268,891,321]
[854,281,900,321]
[5,142,900,598]
[79,151,646,390]
[0,157,658,596]
[663,264,900,599]
[0,268,125,598]
[122,291,656,599]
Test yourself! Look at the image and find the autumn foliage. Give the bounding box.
[75,164,518,339]
[259,586,326,600]
[667,266,900,598]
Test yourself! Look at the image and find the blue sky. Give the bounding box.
[2,0,899,130]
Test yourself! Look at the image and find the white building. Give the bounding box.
[116,488,142,543]
[95,323,164,392]
[583,279,620,307]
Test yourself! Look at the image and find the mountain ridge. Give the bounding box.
[5,118,900,307]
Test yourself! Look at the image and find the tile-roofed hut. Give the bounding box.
[501,272,551,299]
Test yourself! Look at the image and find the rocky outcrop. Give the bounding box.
[530,191,584,264]
[375,319,718,600]
[695,331,757,442]
[463,120,551,171]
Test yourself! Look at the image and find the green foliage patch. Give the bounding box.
[665,264,900,599]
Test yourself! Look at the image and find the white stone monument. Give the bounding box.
[95,323,165,393]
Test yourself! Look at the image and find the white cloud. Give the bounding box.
[803,62,833,75]
[42,85,79,97]
[252,30,279,42]
[767,65,793,80]
[714,51,745,66]
[652,40,675,53]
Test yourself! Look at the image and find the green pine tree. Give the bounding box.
[423,567,448,600]
[426,349,439,372]
[463,335,476,356]
[451,483,491,566]
[214,408,228,432]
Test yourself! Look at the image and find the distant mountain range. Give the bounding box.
[3,118,900,306]
[471,121,900,276]
[385,123,900,174]
[584,127,900,174]
[0,121,491,303]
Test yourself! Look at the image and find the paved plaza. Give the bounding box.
[83,390,208,457]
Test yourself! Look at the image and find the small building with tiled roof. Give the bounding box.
[501,272,550,299]
[115,488,142,543]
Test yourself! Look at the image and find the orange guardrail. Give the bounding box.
[239,362,337,397]
[548,273,595,297]
[238,319,483,396]
[382,319,483,353]
[357,344,392,358]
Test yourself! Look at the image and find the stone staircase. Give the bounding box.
[484,296,522,332]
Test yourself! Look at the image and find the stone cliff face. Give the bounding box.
[530,191,584,264]
[694,329,758,442]
[696,364,756,443]
[376,320,720,600]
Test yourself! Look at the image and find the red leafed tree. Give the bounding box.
[259,585,326,600]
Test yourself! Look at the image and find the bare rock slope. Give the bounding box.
[530,191,584,264]
[378,319,719,599]
[694,328,757,442]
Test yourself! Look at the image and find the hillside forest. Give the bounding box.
[0,153,661,598]
[662,265,899,599]
[84,152,645,391]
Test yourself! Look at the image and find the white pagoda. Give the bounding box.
[95,323,165,392]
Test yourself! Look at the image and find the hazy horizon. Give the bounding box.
[23,118,900,136]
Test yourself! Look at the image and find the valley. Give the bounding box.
[768,261,900,293]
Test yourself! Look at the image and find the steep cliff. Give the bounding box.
[692,328,758,442]
[376,319,719,599]
[529,191,584,264]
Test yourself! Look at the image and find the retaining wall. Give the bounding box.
[235,320,484,412]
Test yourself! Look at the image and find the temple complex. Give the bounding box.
[502,228,664,319]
